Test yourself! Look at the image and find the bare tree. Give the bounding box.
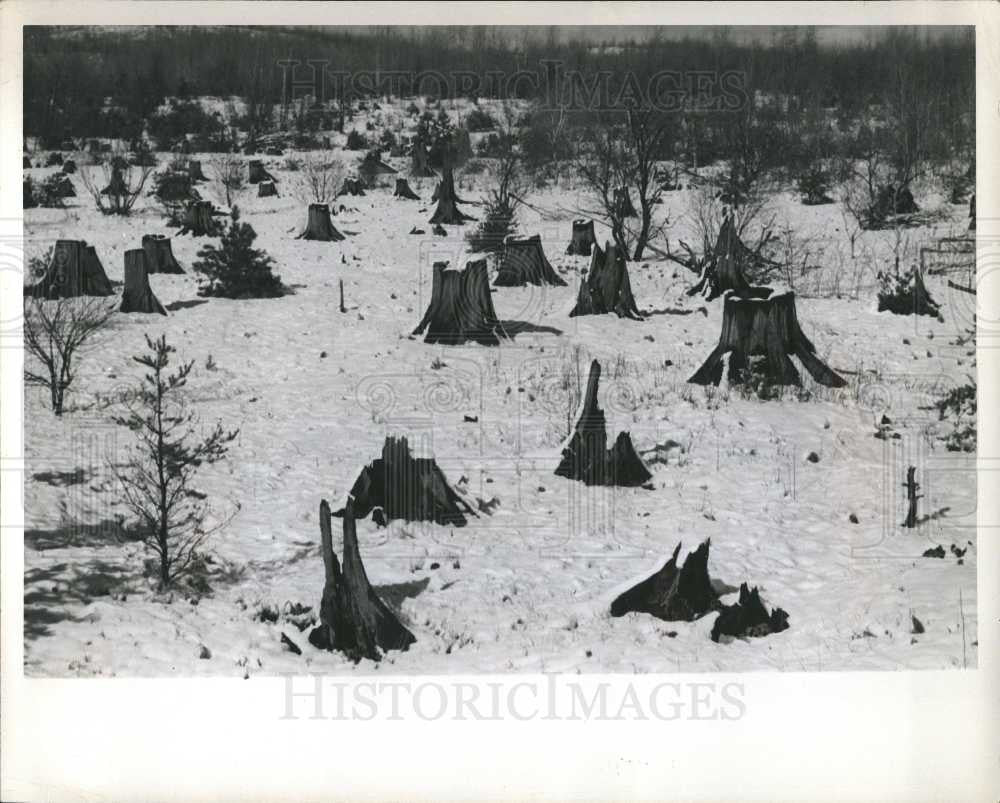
[111,335,239,588]
[79,146,154,216]
[23,296,116,416]
[296,152,346,205]
[209,152,245,208]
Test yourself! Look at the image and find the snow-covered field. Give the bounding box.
[22,117,978,676]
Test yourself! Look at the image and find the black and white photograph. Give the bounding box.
[2,2,997,800]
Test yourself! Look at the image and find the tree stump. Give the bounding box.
[495,234,566,287]
[308,499,416,662]
[610,541,721,621]
[565,219,597,256]
[297,204,345,241]
[555,360,652,487]
[141,234,185,275]
[686,215,769,300]
[393,177,420,200]
[178,200,222,237]
[248,160,274,184]
[689,289,847,389]
[429,164,473,225]
[710,583,789,642]
[188,160,207,182]
[257,180,278,198]
[412,259,510,346]
[614,186,638,218]
[902,466,921,528]
[410,145,437,178]
[100,165,128,198]
[969,193,976,231]
[62,159,77,175]
[25,239,114,299]
[336,436,475,527]
[54,176,76,198]
[569,241,643,319]
[339,178,366,197]
[119,249,167,315]
[23,155,31,169]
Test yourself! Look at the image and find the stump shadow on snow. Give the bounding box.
[498,320,564,337]
[165,298,210,312]
[646,306,698,317]
[24,557,136,642]
[375,576,430,612]
[25,519,139,552]
[31,468,90,487]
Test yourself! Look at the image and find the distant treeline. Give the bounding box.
[24,25,974,148]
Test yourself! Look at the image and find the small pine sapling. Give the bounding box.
[192,206,285,298]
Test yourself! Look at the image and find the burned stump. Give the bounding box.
[555,360,652,487]
[25,239,114,299]
[339,178,366,197]
[902,466,921,528]
[308,499,416,662]
[429,165,473,225]
[248,160,274,184]
[394,178,420,200]
[610,541,720,621]
[686,215,773,301]
[877,268,941,317]
[100,166,128,199]
[614,186,638,218]
[710,584,789,643]
[412,259,510,346]
[495,234,566,287]
[119,249,167,315]
[337,436,475,527]
[178,200,222,237]
[689,289,847,389]
[257,180,278,198]
[297,204,345,242]
[565,219,597,256]
[141,234,184,275]
[569,241,643,320]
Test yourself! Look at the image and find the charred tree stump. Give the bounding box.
[394,177,420,200]
[569,241,643,320]
[555,360,652,487]
[308,499,416,662]
[689,289,847,389]
[339,178,366,197]
[565,219,597,256]
[429,165,473,225]
[687,215,758,300]
[610,541,721,621]
[188,160,207,182]
[412,259,510,346]
[119,249,167,315]
[297,204,345,241]
[495,234,566,287]
[257,180,278,198]
[25,239,114,299]
[710,583,789,642]
[141,234,184,274]
[877,268,941,317]
[614,186,638,218]
[248,160,274,184]
[178,200,222,236]
[100,165,128,198]
[902,466,921,528]
[335,436,476,527]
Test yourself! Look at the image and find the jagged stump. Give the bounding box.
[610,541,721,621]
[711,584,789,642]
[429,165,473,225]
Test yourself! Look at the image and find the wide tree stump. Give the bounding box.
[689,289,846,388]
[141,234,184,274]
[248,160,275,184]
[412,259,510,346]
[258,180,278,198]
[610,541,721,621]
[394,177,420,200]
[336,436,475,527]
[555,360,652,487]
[614,186,638,218]
[565,219,597,256]
[495,234,566,287]
[429,165,473,225]
[25,239,114,299]
[188,160,207,182]
[339,178,366,197]
[710,583,789,642]
[308,499,416,662]
[569,240,643,320]
[178,200,222,236]
[297,204,345,241]
[119,249,167,315]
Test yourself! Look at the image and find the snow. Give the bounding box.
[22,108,978,677]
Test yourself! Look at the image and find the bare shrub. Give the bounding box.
[295,152,346,205]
